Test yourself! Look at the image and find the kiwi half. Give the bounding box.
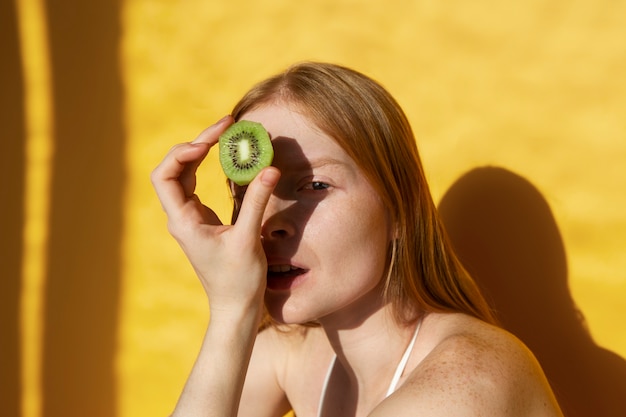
[218,120,274,186]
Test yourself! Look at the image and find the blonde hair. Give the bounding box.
[231,62,497,325]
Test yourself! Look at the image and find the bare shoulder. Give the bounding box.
[250,324,321,379]
[244,324,331,417]
[255,323,329,357]
[239,326,297,417]
[372,313,563,417]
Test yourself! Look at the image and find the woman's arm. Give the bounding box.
[172,300,262,416]
[151,116,281,416]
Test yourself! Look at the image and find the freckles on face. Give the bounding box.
[310,181,391,293]
[265,183,392,324]
[240,102,393,322]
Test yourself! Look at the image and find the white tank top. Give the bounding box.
[316,319,422,417]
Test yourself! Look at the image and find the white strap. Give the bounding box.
[317,319,422,417]
[385,319,422,397]
[317,354,337,417]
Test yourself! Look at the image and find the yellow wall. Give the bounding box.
[6,0,625,416]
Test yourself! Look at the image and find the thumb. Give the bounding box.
[234,167,281,235]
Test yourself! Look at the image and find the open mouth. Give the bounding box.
[267,265,307,290]
[267,265,305,279]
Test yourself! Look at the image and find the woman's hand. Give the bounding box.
[152,117,281,417]
[151,116,281,318]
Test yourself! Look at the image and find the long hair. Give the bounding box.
[230,62,497,325]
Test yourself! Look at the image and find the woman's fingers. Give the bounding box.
[191,115,232,144]
[234,167,281,237]
[151,116,233,216]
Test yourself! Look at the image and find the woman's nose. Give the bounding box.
[261,196,295,241]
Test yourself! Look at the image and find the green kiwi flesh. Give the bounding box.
[218,120,274,186]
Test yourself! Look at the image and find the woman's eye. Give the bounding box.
[312,181,329,190]
[302,181,330,191]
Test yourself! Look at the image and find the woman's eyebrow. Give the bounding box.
[282,157,347,172]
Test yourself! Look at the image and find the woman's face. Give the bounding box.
[238,102,393,327]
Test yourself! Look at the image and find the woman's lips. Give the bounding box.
[266,265,307,290]
[268,264,300,274]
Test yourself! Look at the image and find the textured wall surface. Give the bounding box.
[10,0,625,416]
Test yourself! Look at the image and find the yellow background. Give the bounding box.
[4,0,625,416]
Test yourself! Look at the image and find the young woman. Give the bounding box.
[151,62,563,417]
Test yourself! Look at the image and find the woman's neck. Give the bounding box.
[319,301,419,392]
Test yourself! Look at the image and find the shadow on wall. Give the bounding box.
[438,166,626,417]
[0,1,25,416]
[0,1,131,416]
[40,1,125,416]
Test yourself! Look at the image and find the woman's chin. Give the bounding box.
[264,295,320,326]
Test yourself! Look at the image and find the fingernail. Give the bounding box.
[191,116,232,144]
[216,115,232,125]
[260,168,280,186]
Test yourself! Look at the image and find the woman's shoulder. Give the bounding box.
[253,324,334,415]
[255,323,332,377]
[257,323,328,351]
[416,312,537,370]
[374,313,563,417]
[242,324,331,417]
[415,313,544,385]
